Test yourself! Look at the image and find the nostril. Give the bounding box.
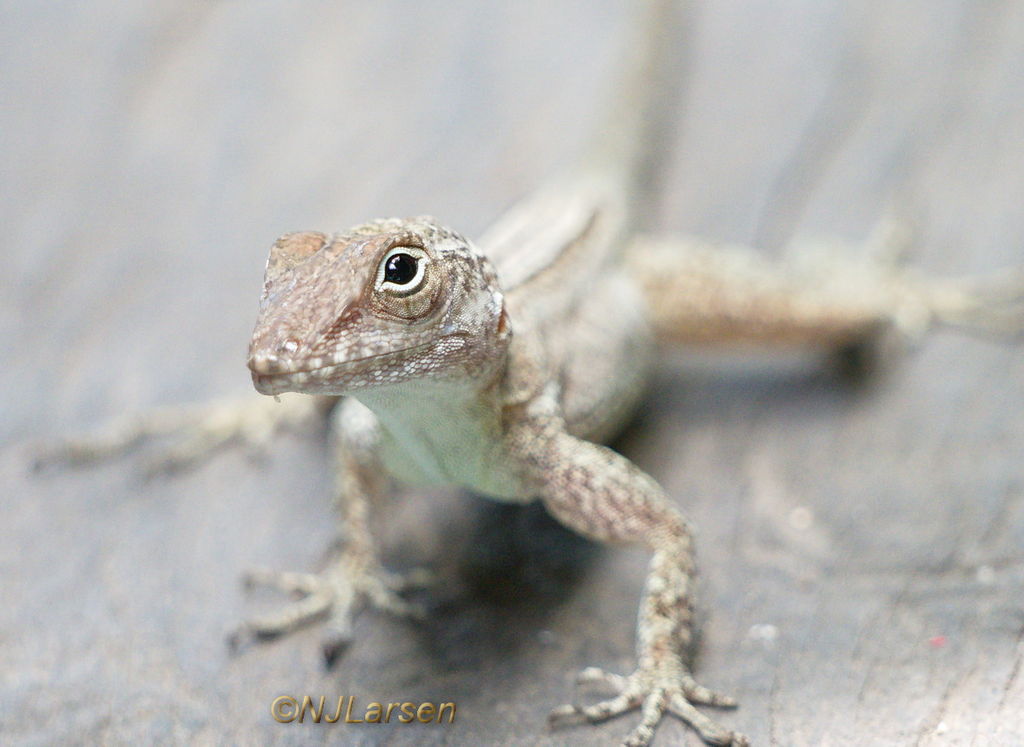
[248,351,280,374]
[248,338,301,374]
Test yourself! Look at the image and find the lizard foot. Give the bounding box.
[789,231,1024,341]
[34,393,321,476]
[906,268,1024,339]
[228,554,433,666]
[549,660,747,747]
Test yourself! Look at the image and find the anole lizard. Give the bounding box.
[42,1,1024,745]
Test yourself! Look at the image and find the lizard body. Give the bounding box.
[242,159,1023,747]
[246,203,725,745]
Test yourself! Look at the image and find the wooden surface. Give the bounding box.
[3,1,1023,744]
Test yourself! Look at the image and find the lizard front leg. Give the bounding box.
[230,397,429,665]
[512,409,747,747]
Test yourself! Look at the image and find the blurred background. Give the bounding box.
[2,1,1023,744]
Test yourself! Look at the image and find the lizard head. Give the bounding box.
[247,217,510,396]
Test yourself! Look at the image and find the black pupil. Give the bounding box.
[384,253,418,285]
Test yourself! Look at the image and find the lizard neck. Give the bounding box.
[349,356,519,494]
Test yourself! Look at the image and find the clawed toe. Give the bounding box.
[364,588,427,620]
[576,666,628,693]
[680,674,738,708]
[667,694,745,746]
[380,566,435,592]
[242,568,321,596]
[549,691,639,727]
[229,588,334,649]
[321,628,354,668]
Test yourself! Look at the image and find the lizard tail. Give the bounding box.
[583,0,691,227]
[478,0,691,290]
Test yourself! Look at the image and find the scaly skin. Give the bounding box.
[241,204,750,745]
[234,190,1021,747]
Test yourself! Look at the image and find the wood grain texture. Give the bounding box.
[2,1,1022,744]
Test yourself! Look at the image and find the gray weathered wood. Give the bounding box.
[2,1,1022,744]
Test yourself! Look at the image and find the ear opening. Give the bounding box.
[497,302,511,337]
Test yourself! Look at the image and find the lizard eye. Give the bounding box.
[384,253,418,284]
[376,245,428,295]
[372,243,439,319]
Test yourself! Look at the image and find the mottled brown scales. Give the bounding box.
[236,112,1024,747]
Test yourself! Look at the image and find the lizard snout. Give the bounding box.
[248,336,303,376]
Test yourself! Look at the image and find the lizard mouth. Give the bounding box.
[248,340,437,396]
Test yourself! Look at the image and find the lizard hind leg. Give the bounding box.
[34,392,324,477]
[785,218,1024,341]
[629,231,1024,351]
